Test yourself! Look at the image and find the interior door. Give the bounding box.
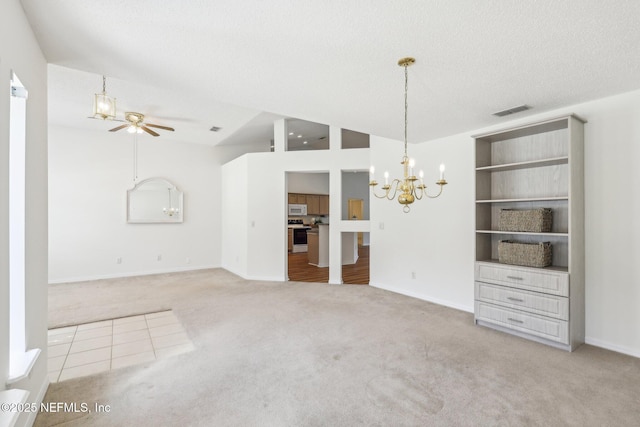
[348,198,364,246]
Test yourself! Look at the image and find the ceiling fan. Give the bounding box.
[109,112,175,137]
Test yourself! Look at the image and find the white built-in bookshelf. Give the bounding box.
[474,115,585,351]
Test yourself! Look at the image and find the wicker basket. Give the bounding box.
[498,240,552,268]
[498,208,552,233]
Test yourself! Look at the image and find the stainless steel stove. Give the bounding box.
[288,219,311,252]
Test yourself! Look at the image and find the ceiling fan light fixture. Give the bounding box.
[93,76,116,120]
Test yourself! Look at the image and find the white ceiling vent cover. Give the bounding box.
[493,105,531,117]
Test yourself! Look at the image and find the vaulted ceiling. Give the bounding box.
[21,0,640,147]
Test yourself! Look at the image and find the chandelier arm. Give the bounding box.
[414,185,424,200]
[425,183,445,199]
[370,180,396,199]
[371,186,389,199]
[387,179,404,200]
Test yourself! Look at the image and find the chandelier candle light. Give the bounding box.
[369,57,447,213]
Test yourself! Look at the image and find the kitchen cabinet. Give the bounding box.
[319,195,329,215]
[288,229,293,252]
[288,193,329,215]
[307,230,319,265]
[306,195,320,214]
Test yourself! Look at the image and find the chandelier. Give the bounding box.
[163,188,180,217]
[369,57,447,213]
[92,75,116,120]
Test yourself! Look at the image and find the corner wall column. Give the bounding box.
[328,126,342,284]
[274,119,287,152]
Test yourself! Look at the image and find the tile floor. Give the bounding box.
[47,310,194,383]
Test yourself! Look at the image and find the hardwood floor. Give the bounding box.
[342,246,369,285]
[288,246,369,285]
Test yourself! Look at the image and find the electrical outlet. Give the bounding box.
[157,255,162,261]
[116,257,122,264]
[411,271,416,279]
[186,257,191,264]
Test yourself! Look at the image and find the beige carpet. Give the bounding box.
[37,269,640,426]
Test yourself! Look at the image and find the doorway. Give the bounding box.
[286,171,330,283]
[348,198,364,246]
[341,232,370,285]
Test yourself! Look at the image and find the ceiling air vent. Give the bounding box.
[210,126,222,132]
[492,104,531,117]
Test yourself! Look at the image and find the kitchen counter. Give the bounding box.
[307,224,358,267]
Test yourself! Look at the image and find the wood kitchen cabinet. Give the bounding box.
[319,195,329,215]
[307,231,319,265]
[306,195,320,214]
[288,193,306,204]
[288,193,329,215]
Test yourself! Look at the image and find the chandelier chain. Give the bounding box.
[404,64,408,157]
[102,75,106,94]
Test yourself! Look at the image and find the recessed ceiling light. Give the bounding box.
[303,141,308,144]
[289,132,294,135]
[297,135,302,138]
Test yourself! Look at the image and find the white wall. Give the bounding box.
[225,90,640,358]
[368,134,475,312]
[341,171,370,220]
[48,126,247,283]
[1,0,49,424]
[371,90,640,357]
[221,132,370,282]
[287,172,329,194]
[220,155,249,277]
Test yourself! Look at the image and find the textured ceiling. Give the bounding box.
[20,0,640,146]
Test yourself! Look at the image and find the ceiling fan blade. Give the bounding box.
[109,124,129,132]
[145,123,175,131]
[141,126,160,137]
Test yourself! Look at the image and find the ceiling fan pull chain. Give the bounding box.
[133,133,138,182]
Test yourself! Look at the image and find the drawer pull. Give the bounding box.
[507,318,524,324]
[507,276,524,281]
[507,297,524,302]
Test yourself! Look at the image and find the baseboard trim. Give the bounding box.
[585,336,640,359]
[24,376,49,427]
[369,281,474,314]
[48,264,220,284]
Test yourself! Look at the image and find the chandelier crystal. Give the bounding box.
[369,57,448,213]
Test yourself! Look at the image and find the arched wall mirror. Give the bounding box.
[127,178,183,223]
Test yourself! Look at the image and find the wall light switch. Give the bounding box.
[116,257,122,264]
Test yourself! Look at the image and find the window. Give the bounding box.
[285,119,329,151]
[8,72,39,382]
